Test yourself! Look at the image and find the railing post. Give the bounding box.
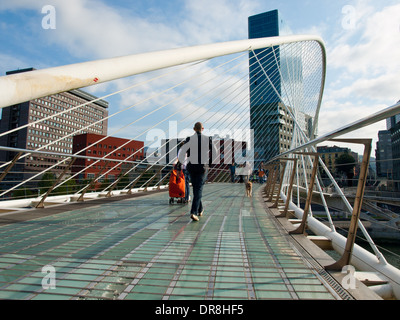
[263,164,274,196]
[77,160,109,201]
[267,162,280,202]
[105,168,130,197]
[0,152,23,183]
[289,152,319,235]
[126,165,150,193]
[270,160,287,208]
[154,169,172,190]
[36,157,76,208]
[276,158,297,218]
[143,165,164,191]
[325,139,372,271]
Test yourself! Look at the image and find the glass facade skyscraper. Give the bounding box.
[248,10,286,166]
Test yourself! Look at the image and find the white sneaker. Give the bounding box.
[191,214,199,221]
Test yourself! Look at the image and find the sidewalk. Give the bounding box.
[0,183,338,300]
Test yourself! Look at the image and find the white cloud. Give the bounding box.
[51,0,185,59]
[0,53,27,72]
[328,3,400,87]
[318,100,387,154]
[180,0,260,45]
[0,0,261,61]
[0,0,184,60]
[318,2,400,154]
[330,73,400,102]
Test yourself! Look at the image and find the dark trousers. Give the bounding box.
[183,169,190,201]
[188,166,207,215]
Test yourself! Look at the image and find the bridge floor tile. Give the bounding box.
[0,183,338,300]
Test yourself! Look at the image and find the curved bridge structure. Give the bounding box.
[0,36,399,300]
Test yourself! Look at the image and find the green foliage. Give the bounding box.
[38,172,56,195]
[13,188,34,199]
[117,174,130,189]
[335,153,356,175]
[57,178,77,195]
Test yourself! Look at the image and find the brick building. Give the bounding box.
[72,133,144,181]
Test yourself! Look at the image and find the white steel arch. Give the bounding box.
[0,35,326,111]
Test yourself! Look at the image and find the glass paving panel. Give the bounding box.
[0,184,338,300]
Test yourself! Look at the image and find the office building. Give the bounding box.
[72,133,144,182]
[387,103,400,190]
[317,145,358,173]
[0,68,109,190]
[375,130,393,178]
[248,10,292,165]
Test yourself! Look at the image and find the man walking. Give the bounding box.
[178,122,218,221]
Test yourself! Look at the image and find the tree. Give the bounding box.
[38,172,56,195]
[100,178,111,190]
[117,174,130,189]
[13,187,34,199]
[58,178,77,195]
[335,153,356,186]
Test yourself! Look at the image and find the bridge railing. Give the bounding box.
[0,35,325,205]
[0,35,399,298]
[264,100,400,299]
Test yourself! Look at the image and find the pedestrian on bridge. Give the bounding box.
[258,161,265,183]
[178,122,218,221]
[230,161,236,183]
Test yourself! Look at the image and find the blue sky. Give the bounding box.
[0,0,399,155]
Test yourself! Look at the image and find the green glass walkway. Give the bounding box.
[0,183,342,300]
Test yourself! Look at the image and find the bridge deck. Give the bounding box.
[0,183,347,300]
